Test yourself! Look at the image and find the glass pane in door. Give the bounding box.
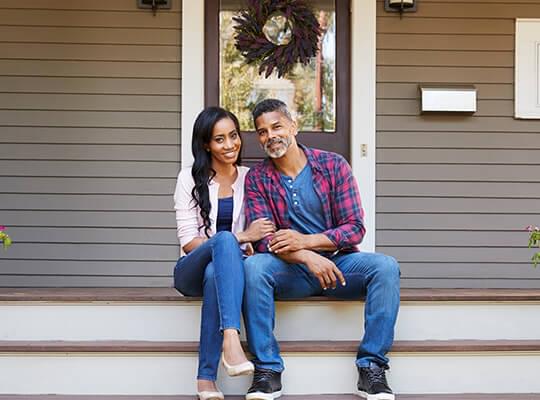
[219,0,336,132]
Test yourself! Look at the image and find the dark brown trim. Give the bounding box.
[1,396,539,400]
[1,288,540,302]
[2,340,539,354]
[204,0,220,107]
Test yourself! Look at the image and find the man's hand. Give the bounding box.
[269,229,309,253]
[304,252,346,290]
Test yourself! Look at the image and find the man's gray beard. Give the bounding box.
[264,137,291,159]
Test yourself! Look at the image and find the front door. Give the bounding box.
[204,0,351,162]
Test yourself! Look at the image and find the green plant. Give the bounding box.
[0,226,12,250]
[526,225,540,267]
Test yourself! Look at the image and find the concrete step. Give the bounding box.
[1,288,539,342]
[1,340,539,395]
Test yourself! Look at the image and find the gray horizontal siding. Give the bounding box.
[0,177,176,194]
[377,181,539,198]
[0,60,180,78]
[0,194,173,211]
[0,0,181,286]
[2,227,177,244]
[0,145,179,161]
[0,275,171,287]
[0,127,179,144]
[375,0,540,288]
[0,77,180,94]
[0,161,179,177]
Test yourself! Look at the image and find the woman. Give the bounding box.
[173,107,274,400]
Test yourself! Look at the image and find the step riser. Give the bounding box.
[1,353,539,395]
[2,303,540,341]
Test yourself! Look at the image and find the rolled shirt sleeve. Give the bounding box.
[244,170,275,253]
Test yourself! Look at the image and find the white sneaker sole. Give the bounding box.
[245,390,282,400]
[356,390,395,400]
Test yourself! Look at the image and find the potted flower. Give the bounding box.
[0,226,12,250]
[526,225,540,267]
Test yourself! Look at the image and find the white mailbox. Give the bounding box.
[420,86,477,113]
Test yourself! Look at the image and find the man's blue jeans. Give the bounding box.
[243,251,400,372]
[173,231,245,381]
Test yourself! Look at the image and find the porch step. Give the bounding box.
[1,340,539,395]
[2,288,539,342]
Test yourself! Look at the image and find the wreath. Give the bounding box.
[233,0,323,78]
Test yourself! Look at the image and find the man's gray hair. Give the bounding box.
[252,98,293,125]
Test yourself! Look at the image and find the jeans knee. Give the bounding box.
[212,230,238,246]
[376,255,400,284]
[244,254,274,287]
[203,262,215,285]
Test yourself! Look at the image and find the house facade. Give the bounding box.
[0,0,539,288]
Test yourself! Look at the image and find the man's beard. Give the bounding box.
[263,136,292,159]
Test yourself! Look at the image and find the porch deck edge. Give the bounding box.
[1,287,540,302]
[1,340,540,353]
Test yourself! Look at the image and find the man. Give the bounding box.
[243,99,400,400]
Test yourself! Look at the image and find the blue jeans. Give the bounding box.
[243,251,400,372]
[173,231,245,381]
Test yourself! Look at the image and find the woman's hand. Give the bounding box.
[236,218,275,243]
[244,242,255,256]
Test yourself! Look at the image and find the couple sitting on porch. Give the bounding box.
[173,99,401,400]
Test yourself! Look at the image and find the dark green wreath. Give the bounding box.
[233,0,323,78]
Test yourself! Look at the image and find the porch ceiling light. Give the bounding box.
[138,0,171,15]
[384,0,417,14]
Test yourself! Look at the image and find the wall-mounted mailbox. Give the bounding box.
[420,86,477,113]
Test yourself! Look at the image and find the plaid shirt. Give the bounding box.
[244,145,366,253]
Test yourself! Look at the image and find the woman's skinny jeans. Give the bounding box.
[173,231,245,381]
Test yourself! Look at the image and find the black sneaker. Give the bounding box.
[356,364,394,400]
[245,368,282,400]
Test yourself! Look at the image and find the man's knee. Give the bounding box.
[244,253,277,286]
[376,254,400,283]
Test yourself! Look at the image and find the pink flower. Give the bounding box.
[0,226,5,231]
[525,225,540,232]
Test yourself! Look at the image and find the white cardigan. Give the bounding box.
[173,166,249,254]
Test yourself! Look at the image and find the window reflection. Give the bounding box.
[219,0,336,132]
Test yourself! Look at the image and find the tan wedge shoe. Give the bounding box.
[197,390,224,400]
[221,353,255,376]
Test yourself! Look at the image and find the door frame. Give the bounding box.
[181,0,377,251]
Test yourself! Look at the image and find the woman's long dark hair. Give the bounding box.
[191,106,242,237]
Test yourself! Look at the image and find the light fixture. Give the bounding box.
[137,0,172,16]
[384,0,417,16]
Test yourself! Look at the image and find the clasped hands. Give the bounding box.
[268,229,346,291]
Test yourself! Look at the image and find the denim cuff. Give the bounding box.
[197,374,217,381]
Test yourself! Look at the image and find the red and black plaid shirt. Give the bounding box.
[244,145,366,254]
